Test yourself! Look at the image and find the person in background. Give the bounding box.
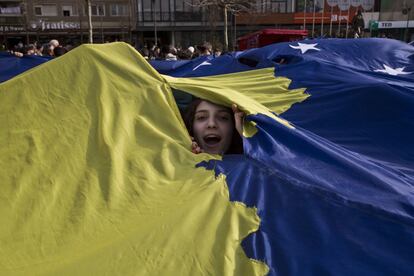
[53,46,68,57]
[352,10,365,38]
[25,44,36,55]
[46,39,60,56]
[187,46,195,55]
[35,43,44,56]
[177,48,193,60]
[213,47,222,57]
[197,42,212,56]
[161,45,177,61]
[140,47,150,60]
[150,46,161,60]
[49,39,59,49]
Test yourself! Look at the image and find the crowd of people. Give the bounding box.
[136,42,223,61]
[6,39,69,57]
[3,39,223,61]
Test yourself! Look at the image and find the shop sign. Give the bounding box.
[331,14,349,22]
[294,13,332,24]
[378,21,414,29]
[30,21,80,31]
[0,25,24,32]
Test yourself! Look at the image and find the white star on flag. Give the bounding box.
[289,43,321,54]
[374,64,412,76]
[193,61,212,71]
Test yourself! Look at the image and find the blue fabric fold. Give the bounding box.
[0,52,51,83]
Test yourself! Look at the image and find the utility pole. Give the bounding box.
[303,0,307,30]
[337,8,341,37]
[312,0,316,37]
[78,0,83,43]
[345,5,350,38]
[233,12,237,50]
[152,0,157,46]
[321,0,325,37]
[86,0,93,43]
[224,5,228,51]
[403,5,412,42]
[128,0,132,43]
[23,0,29,44]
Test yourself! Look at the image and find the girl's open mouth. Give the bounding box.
[203,135,221,146]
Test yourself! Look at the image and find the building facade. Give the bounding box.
[0,0,25,46]
[375,0,414,41]
[134,0,296,48]
[237,0,382,38]
[1,0,411,49]
[134,0,384,49]
[135,0,205,47]
[1,0,135,47]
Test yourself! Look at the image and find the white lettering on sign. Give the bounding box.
[41,21,80,30]
[378,21,414,29]
[331,15,349,21]
[0,25,24,32]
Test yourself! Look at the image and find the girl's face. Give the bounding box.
[192,101,234,155]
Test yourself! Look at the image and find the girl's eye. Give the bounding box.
[195,115,206,121]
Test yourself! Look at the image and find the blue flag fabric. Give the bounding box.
[151,38,414,176]
[0,52,51,83]
[153,38,414,275]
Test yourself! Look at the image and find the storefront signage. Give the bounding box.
[0,25,24,32]
[294,13,349,24]
[30,21,80,31]
[378,21,414,29]
[331,15,349,21]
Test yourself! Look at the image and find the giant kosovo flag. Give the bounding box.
[1,39,414,276]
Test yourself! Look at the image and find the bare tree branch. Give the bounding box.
[188,0,256,12]
[187,0,261,51]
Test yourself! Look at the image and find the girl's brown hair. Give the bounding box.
[183,98,243,154]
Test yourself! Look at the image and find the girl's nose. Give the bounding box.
[207,117,217,128]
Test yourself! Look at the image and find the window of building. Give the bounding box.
[62,5,77,17]
[160,0,170,21]
[84,3,105,16]
[34,6,41,15]
[270,0,287,13]
[63,5,78,16]
[93,4,105,16]
[175,0,195,12]
[110,4,128,16]
[296,0,324,13]
[257,0,289,13]
[34,4,58,16]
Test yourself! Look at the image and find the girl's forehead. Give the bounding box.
[196,101,229,112]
